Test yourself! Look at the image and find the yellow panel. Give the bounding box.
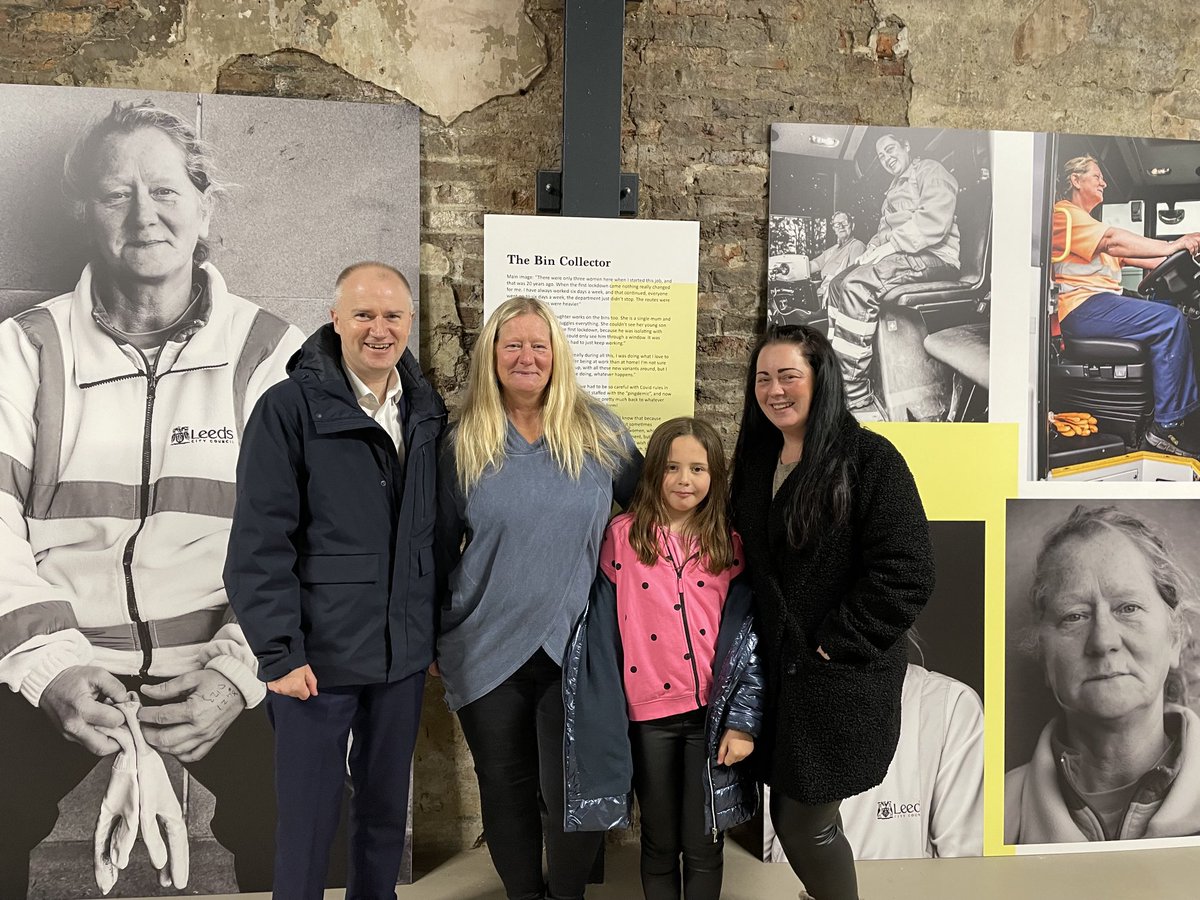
[609,281,698,446]
[869,422,1018,857]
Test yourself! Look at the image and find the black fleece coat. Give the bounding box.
[731,422,934,804]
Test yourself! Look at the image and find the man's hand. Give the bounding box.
[717,729,755,766]
[428,660,442,678]
[267,664,319,700]
[136,670,246,763]
[857,240,897,267]
[39,665,128,756]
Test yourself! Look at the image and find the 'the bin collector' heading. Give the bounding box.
[507,253,613,268]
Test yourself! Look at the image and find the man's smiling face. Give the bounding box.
[330,266,413,386]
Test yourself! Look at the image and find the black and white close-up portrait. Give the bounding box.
[1005,499,1200,847]
[0,83,419,899]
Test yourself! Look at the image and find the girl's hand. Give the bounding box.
[718,729,754,766]
[816,645,830,661]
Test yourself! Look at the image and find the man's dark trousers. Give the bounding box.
[267,669,425,900]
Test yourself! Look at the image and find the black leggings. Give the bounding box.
[630,708,722,900]
[770,791,858,900]
[457,650,603,900]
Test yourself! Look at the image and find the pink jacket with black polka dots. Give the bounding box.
[599,513,745,723]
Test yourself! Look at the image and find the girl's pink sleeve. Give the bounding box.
[731,529,746,577]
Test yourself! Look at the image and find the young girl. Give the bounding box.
[563,416,763,900]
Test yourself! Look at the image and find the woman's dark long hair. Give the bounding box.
[731,324,857,550]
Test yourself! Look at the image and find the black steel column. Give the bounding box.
[561,0,623,217]
[538,0,638,217]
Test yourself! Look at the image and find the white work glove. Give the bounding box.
[93,693,142,895]
[119,700,191,890]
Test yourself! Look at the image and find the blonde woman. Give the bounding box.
[1052,154,1200,456]
[435,297,641,900]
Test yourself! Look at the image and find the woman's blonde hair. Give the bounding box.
[453,296,628,491]
[1058,155,1100,201]
[626,417,735,572]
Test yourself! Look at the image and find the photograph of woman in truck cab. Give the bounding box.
[1053,155,1200,459]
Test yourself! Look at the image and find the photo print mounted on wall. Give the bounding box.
[1005,498,1200,852]
[768,123,993,425]
[1032,133,1200,482]
[0,83,419,899]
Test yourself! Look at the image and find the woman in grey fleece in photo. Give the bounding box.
[433,296,642,900]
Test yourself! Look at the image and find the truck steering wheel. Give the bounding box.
[1137,249,1200,316]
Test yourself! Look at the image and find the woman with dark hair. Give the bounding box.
[730,324,935,899]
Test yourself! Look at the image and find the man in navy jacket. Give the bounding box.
[225,262,446,899]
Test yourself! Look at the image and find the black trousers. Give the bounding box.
[770,791,858,900]
[0,680,276,898]
[457,650,603,900]
[630,708,723,900]
[267,669,425,900]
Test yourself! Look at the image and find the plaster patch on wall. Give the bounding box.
[1013,0,1094,65]
[862,20,909,61]
[1152,70,1200,140]
[70,0,546,123]
[875,0,1196,135]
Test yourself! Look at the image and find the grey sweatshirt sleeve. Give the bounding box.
[613,428,643,509]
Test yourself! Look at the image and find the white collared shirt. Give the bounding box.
[341,361,405,464]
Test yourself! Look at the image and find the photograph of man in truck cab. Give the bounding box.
[768,124,992,424]
[1053,155,1200,458]
[826,133,962,420]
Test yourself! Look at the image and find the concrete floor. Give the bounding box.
[127,839,1200,899]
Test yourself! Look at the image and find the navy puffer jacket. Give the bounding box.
[562,571,764,836]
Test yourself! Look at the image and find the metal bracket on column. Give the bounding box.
[535,0,640,217]
[536,170,639,216]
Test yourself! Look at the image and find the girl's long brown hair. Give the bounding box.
[626,417,735,572]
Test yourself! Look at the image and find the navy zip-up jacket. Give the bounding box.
[224,324,446,687]
[562,571,764,835]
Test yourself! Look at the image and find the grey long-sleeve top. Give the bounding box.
[435,416,641,711]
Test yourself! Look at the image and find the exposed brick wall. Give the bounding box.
[3,0,1196,857]
[622,1,911,441]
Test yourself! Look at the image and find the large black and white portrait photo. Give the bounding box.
[768,124,992,423]
[0,84,419,898]
[1005,499,1200,849]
